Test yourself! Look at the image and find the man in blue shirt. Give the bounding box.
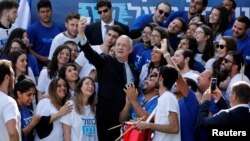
[224,16,250,79]
[27,0,64,71]
[129,2,171,40]
[119,68,159,122]
[164,0,208,27]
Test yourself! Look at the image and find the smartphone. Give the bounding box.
[211,78,217,91]
[80,16,91,24]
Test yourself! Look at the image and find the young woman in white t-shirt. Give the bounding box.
[61,77,98,141]
[35,78,72,141]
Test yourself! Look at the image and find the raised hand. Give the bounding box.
[124,83,138,102]
[78,16,88,39]
[59,101,73,116]
[155,38,169,55]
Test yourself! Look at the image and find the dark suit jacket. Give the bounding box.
[196,99,250,130]
[78,41,138,123]
[84,20,129,45]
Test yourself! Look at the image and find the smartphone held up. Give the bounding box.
[211,78,217,92]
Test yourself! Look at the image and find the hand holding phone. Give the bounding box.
[211,78,217,92]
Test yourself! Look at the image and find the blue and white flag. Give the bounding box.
[14,0,31,29]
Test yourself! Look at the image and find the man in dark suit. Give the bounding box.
[196,81,250,140]
[78,16,138,141]
[85,0,129,45]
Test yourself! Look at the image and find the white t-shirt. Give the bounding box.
[75,45,104,78]
[153,91,181,141]
[0,91,21,141]
[35,98,64,141]
[182,70,200,83]
[204,57,216,70]
[195,53,203,65]
[225,73,250,101]
[37,68,51,95]
[75,52,95,78]
[0,24,17,49]
[48,32,81,60]
[28,67,36,84]
[61,100,98,141]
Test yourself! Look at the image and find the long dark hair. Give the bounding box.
[14,75,37,103]
[47,45,71,79]
[73,77,96,114]
[58,63,80,82]
[7,50,28,75]
[199,25,215,62]
[48,77,71,110]
[208,5,229,38]
[1,28,28,55]
[1,38,27,56]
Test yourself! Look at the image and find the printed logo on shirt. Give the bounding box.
[81,118,96,136]
[0,38,8,48]
[24,117,32,126]
[42,38,53,44]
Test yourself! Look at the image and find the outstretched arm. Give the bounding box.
[157,39,189,97]
[78,17,105,70]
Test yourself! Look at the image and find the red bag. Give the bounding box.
[121,122,153,141]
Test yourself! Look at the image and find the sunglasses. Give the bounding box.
[223,58,234,64]
[97,9,109,14]
[216,44,226,49]
[158,9,169,17]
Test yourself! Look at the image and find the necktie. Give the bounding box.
[104,25,110,34]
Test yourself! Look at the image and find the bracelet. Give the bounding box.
[164,52,170,58]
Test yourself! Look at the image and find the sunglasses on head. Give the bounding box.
[98,8,109,14]
[216,44,226,49]
[158,9,169,17]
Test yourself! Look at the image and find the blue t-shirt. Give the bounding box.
[27,21,64,71]
[179,90,199,141]
[194,60,205,73]
[138,49,152,71]
[130,94,158,120]
[20,107,33,141]
[224,29,250,64]
[130,14,154,30]
[27,53,39,77]
[129,42,152,72]
[163,11,189,28]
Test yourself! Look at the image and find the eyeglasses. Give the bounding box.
[216,44,226,49]
[158,9,170,17]
[223,58,235,64]
[97,9,109,14]
[194,31,204,35]
[141,31,151,36]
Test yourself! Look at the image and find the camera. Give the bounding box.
[211,78,217,91]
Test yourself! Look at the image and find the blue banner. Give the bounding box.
[30,0,250,28]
